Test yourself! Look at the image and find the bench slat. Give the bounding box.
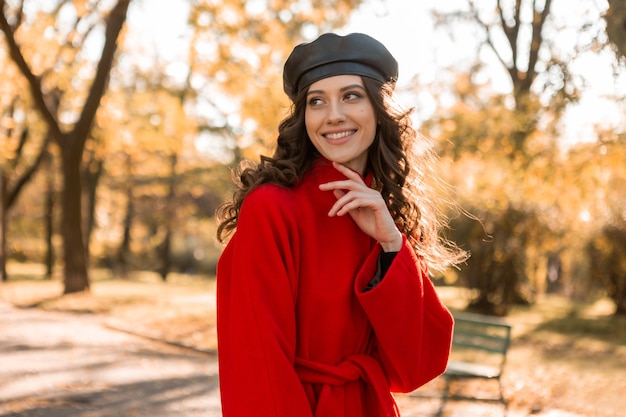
[445,360,502,379]
[452,341,509,354]
[437,312,512,415]
[446,314,511,389]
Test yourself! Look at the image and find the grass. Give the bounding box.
[2,263,625,416]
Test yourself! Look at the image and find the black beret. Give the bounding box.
[283,32,398,100]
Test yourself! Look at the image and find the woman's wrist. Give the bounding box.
[380,231,403,252]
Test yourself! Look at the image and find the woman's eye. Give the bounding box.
[308,97,323,106]
[344,92,362,101]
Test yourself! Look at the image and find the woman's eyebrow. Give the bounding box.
[307,84,365,96]
[340,84,366,92]
[307,89,324,96]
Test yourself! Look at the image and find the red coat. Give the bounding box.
[217,158,454,417]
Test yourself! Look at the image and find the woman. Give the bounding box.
[215,32,466,417]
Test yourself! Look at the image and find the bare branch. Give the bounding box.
[497,0,521,68]
[524,0,553,91]
[14,123,28,162]
[42,8,99,78]
[13,0,24,29]
[0,97,17,139]
[0,5,64,141]
[6,131,51,209]
[0,0,26,30]
[468,0,516,82]
[73,0,131,146]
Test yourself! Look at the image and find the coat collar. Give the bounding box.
[305,156,373,187]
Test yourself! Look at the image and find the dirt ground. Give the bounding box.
[1,269,625,417]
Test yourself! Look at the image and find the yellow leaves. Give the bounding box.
[96,80,197,173]
[186,0,366,156]
[17,13,60,76]
[454,73,473,97]
[441,119,457,132]
[218,4,246,27]
[72,0,89,18]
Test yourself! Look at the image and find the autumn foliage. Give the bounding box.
[1,0,625,315]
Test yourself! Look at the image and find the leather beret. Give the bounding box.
[283,32,398,100]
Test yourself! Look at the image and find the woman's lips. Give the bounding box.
[323,130,357,141]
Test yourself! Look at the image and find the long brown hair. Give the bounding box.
[215,77,467,271]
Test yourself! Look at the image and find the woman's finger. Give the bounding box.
[319,180,362,192]
[329,190,379,216]
[331,161,363,181]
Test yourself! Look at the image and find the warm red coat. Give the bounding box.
[217,158,454,417]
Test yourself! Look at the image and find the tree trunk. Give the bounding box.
[157,153,178,281]
[158,230,172,281]
[61,145,89,294]
[0,169,7,282]
[44,151,55,279]
[605,0,626,59]
[115,153,134,278]
[1,0,131,293]
[83,156,103,265]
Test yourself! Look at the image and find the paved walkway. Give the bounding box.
[1,302,589,417]
[0,302,221,417]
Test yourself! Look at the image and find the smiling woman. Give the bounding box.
[214,32,467,417]
[304,75,377,174]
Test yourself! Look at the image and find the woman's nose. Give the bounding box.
[326,101,346,123]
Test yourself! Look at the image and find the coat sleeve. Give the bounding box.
[216,186,313,417]
[355,235,454,393]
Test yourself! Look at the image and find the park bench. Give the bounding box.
[437,311,512,416]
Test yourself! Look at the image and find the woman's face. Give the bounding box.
[304,74,377,175]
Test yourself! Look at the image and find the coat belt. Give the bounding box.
[294,354,399,417]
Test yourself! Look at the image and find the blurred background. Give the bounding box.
[1,0,625,317]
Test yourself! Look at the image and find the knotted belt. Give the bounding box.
[295,354,399,417]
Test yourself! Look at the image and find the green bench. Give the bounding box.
[438,312,512,416]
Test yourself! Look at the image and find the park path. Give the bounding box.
[0,301,590,417]
[0,302,221,417]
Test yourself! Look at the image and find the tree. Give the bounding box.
[0,87,51,282]
[0,0,131,293]
[2,0,370,282]
[424,0,612,313]
[605,0,626,59]
[439,0,587,151]
[575,137,626,315]
[587,223,626,315]
[187,0,364,160]
[101,0,367,278]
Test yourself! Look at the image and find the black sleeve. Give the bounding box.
[362,251,398,292]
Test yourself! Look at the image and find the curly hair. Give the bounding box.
[215,77,467,271]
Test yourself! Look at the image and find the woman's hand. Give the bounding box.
[319,162,403,252]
